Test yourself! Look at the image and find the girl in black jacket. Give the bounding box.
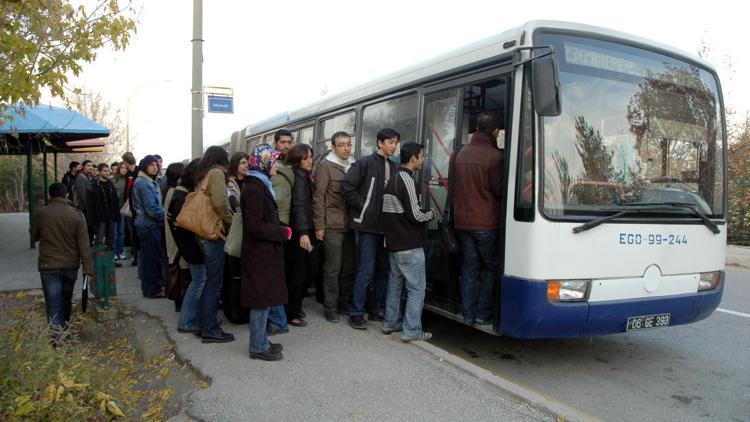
[286,144,318,327]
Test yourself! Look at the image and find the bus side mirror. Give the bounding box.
[532,55,562,116]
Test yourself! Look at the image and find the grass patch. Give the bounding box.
[0,291,206,420]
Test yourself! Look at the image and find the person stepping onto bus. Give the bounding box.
[241,144,292,361]
[313,131,356,323]
[450,111,504,325]
[382,142,435,341]
[341,128,399,330]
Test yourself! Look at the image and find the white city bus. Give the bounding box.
[224,20,726,338]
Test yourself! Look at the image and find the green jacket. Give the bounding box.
[30,197,93,274]
[271,162,294,225]
[201,166,233,228]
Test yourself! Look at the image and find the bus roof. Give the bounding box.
[242,20,715,138]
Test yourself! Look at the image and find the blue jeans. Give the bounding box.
[267,305,288,332]
[40,269,78,331]
[197,236,226,336]
[114,213,125,256]
[458,230,499,322]
[349,232,388,316]
[250,307,271,353]
[135,224,165,297]
[383,248,427,339]
[177,263,207,331]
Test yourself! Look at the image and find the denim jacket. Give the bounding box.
[132,171,164,228]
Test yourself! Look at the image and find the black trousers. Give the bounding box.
[285,236,319,320]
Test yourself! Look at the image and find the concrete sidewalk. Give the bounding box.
[0,213,549,421]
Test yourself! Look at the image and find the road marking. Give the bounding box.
[716,308,750,318]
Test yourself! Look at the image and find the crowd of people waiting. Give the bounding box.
[33,111,505,361]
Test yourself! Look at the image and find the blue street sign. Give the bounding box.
[207,95,234,113]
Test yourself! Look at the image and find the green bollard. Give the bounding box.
[91,245,117,309]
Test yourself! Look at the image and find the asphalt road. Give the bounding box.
[424,266,750,422]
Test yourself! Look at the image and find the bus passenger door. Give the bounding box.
[421,89,459,313]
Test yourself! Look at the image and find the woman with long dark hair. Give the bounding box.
[223,152,251,324]
[194,146,234,343]
[167,159,207,332]
[286,143,317,327]
[241,144,291,361]
[227,152,249,213]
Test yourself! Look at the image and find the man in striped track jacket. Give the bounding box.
[381,142,435,342]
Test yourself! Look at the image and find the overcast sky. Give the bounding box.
[62,0,749,164]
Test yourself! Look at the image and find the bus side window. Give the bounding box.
[320,111,357,157]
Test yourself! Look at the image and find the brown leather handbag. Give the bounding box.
[175,174,224,240]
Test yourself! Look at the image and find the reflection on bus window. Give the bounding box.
[362,94,418,155]
[321,112,356,156]
[540,34,724,218]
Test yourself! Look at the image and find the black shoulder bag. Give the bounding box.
[437,144,464,254]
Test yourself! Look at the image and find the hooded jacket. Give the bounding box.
[271,162,295,225]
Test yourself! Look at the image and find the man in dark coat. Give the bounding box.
[61,161,80,200]
[241,144,291,361]
[340,128,399,330]
[91,163,120,257]
[449,111,504,325]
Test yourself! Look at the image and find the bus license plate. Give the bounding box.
[626,313,670,331]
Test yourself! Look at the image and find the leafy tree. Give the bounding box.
[0,0,137,115]
[727,114,750,245]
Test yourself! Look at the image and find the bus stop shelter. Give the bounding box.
[0,104,110,248]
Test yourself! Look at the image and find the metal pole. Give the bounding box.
[191,0,203,159]
[53,152,58,181]
[27,141,34,249]
[43,147,48,205]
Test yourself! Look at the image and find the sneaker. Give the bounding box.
[249,348,283,361]
[367,312,384,322]
[381,324,403,335]
[177,327,195,333]
[201,330,235,343]
[474,317,493,325]
[268,341,283,352]
[401,332,432,342]
[114,261,122,268]
[266,326,289,336]
[289,318,307,327]
[130,258,137,266]
[324,310,340,323]
[349,315,367,330]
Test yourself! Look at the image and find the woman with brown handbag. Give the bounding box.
[194,146,234,343]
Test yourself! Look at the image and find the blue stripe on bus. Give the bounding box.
[500,275,724,339]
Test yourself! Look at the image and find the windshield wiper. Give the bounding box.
[618,202,720,234]
[572,209,639,234]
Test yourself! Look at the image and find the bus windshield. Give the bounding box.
[537,33,725,219]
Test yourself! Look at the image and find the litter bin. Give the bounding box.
[91,245,117,307]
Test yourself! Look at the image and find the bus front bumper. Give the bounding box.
[500,275,724,339]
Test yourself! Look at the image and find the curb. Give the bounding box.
[412,341,600,422]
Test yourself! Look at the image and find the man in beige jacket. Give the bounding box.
[313,131,356,322]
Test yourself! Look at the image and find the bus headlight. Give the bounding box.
[547,280,590,302]
[698,271,721,291]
